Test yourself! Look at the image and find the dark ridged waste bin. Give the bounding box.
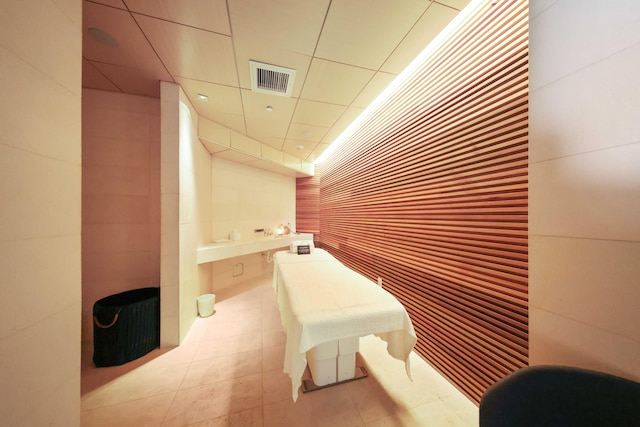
[93,287,160,367]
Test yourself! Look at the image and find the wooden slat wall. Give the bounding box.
[297,0,528,404]
[296,171,320,235]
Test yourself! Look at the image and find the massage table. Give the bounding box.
[273,247,417,401]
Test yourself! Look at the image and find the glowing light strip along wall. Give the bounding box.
[297,0,528,403]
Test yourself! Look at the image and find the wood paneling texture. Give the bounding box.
[296,170,320,235]
[296,0,528,404]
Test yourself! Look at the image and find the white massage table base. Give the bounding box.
[302,337,368,393]
[302,364,369,393]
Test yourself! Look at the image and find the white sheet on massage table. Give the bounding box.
[273,249,417,401]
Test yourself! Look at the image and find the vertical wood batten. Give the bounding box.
[297,0,528,403]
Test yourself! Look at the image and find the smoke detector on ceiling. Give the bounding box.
[250,60,296,97]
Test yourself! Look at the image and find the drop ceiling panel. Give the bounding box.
[82,59,119,92]
[133,13,237,85]
[309,143,330,162]
[199,138,229,154]
[228,0,330,57]
[82,0,469,172]
[213,114,247,136]
[261,145,284,165]
[90,61,164,97]
[283,133,323,150]
[321,126,348,145]
[259,136,290,151]
[231,132,261,157]
[282,139,317,160]
[83,3,169,73]
[380,2,461,74]
[177,78,244,122]
[437,0,473,10]
[292,100,347,128]
[124,0,231,35]
[286,123,329,144]
[326,106,366,135]
[301,59,375,106]
[199,109,246,137]
[315,0,431,70]
[352,71,397,109]
[241,90,297,149]
[89,0,126,9]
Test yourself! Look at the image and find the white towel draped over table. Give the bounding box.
[273,249,417,401]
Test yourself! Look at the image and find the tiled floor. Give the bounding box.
[81,277,479,426]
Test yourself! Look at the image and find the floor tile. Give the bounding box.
[81,277,479,426]
[81,392,175,427]
[185,407,263,426]
[161,373,262,427]
[181,349,262,389]
[82,362,189,411]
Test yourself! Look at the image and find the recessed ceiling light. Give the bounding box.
[88,28,119,48]
[197,93,209,101]
[266,106,273,112]
[296,145,304,150]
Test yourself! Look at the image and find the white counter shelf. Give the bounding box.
[197,233,314,264]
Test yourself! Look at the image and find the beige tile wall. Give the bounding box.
[210,249,279,293]
[161,82,295,345]
[211,157,296,242]
[82,89,161,343]
[210,157,296,292]
[0,0,82,425]
[160,82,182,346]
[161,82,214,345]
[529,1,640,381]
[178,87,212,341]
[160,82,296,344]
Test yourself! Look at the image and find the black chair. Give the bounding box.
[479,365,640,427]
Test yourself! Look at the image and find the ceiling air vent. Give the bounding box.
[250,60,296,97]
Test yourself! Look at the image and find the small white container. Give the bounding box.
[197,294,216,317]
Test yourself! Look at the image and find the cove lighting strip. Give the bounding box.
[314,0,489,164]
